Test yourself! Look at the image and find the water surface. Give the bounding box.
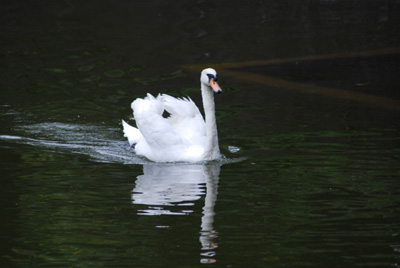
[1,1,400,267]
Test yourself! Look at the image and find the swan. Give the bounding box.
[122,68,222,162]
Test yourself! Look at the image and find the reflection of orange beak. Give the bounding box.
[210,78,222,94]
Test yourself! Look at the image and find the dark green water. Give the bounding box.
[1,1,400,267]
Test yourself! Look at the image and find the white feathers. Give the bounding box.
[121,119,142,146]
[122,68,221,163]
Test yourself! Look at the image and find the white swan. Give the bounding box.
[122,68,222,162]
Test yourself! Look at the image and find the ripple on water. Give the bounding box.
[1,122,245,166]
[0,122,144,165]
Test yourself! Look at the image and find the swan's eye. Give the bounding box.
[207,74,218,82]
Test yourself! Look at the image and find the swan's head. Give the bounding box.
[201,68,222,94]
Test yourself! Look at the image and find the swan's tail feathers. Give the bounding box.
[122,120,142,146]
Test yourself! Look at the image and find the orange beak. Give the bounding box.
[210,78,222,94]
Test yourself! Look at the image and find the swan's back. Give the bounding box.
[161,94,206,141]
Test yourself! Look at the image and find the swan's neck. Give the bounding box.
[201,83,221,160]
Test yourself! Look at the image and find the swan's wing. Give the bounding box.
[131,93,164,117]
[132,94,182,150]
[161,94,199,119]
[160,94,206,141]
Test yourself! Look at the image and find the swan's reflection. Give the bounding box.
[132,162,220,263]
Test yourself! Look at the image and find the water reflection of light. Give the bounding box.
[132,163,220,264]
[132,164,206,214]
